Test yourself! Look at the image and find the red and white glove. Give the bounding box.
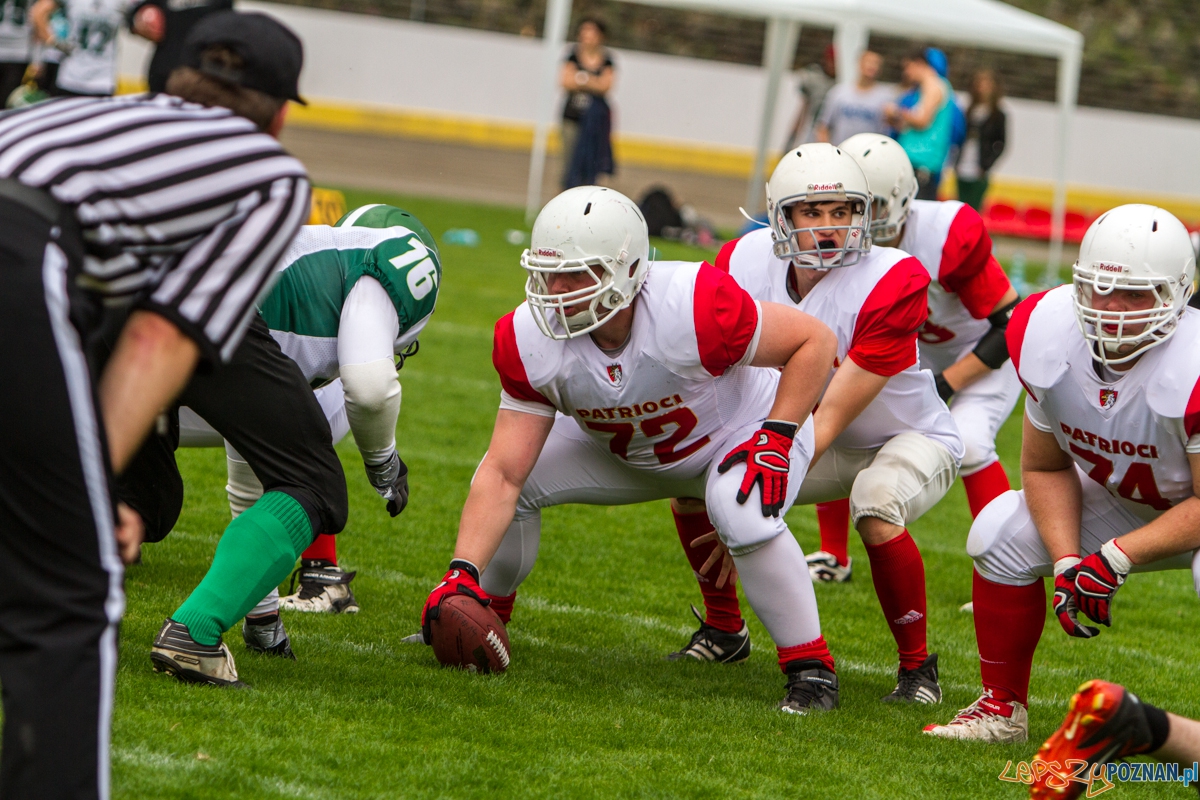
[421,559,490,644]
[1075,539,1132,628]
[1052,556,1098,639]
[717,420,797,518]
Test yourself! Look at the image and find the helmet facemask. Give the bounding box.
[522,244,639,340]
[1072,265,1192,367]
[769,188,872,269]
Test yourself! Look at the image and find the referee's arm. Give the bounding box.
[99,175,311,473]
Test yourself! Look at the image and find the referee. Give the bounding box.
[0,12,310,799]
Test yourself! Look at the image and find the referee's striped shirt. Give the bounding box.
[0,93,311,362]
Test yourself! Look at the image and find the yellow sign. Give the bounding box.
[309,188,347,226]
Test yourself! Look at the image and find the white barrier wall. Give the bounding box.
[118,3,1200,199]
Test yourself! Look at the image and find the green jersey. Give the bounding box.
[260,224,441,383]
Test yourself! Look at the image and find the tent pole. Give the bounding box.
[833,21,868,90]
[1048,42,1081,275]
[525,0,573,225]
[745,17,800,214]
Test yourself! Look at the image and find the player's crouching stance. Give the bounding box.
[669,144,962,704]
[420,186,842,713]
[926,205,1200,744]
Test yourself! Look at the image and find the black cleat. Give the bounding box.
[882,653,942,704]
[279,560,359,614]
[666,605,751,663]
[242,613,296,659]
[779,659,839,715]
[150,619,246,688]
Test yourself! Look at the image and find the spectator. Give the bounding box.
[783,43,835,150]
[559,17,614,189]
[0,0,31,102]
[128,0,231,93]
[815,50,892,145]
[885,48,955,200]
[31,0,125,97]
[955,69,1007,212]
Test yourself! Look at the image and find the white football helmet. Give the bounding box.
[1072,204,1196,366]
[522,186,650,340]
[767,143,872,269]
[839,133,918,244]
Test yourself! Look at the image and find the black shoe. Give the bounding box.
[666,605,751,663]
[779,659,839,715]
[242,613,296,659]
[882,653,942,704]
[279,560,359,614]
[150,619,246,687]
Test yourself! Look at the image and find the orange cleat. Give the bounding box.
[1029,680,1156,799]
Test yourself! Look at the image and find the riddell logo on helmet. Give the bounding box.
[1095,262,1128,274]
[809,183,843,192]
[536,248,562,258]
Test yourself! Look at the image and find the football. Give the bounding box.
[430,595,511,674]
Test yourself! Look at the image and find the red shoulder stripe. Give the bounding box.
[1185,374,1200,438]
[693,262,759,376]
[1006,290,1050,401]
[847,256,929,377]
[492,312,554,407]
[713,238,739,274]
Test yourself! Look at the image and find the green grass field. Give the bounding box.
[112,189,1200,799]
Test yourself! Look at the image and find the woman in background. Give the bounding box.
[559,17,614,189]
[955,70,1007,212]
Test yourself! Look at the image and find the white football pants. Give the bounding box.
[968,465,1200,594]
[481,413,824,647]
[948,360,1022,476]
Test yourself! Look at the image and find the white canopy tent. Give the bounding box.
[525,0,1083,268]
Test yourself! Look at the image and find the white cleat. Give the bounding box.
[959,601,975,613]
[279,561,359,614]
[923,692,1029,743]
[805,551,852,583]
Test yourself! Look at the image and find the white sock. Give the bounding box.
[249,587,280,617]
[732,533,822,648]
[225,449,263,518]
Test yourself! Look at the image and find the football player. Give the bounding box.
[667,144,962,705]
[420,186,844,713]
[802,134,1020,585]
[925,205,1200,743]
[1030,680,1200,799]
[175,204,439,656]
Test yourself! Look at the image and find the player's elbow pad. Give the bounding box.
[972,297,1020,370]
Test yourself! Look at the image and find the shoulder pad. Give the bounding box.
[1146,310,1200,420]
[1013,285,1073,392]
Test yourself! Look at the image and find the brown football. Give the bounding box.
[430,595,511,674]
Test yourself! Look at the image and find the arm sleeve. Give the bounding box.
[142,175,311,363]
[337,278,403,466]
[937,205,1011,319]
[847,257,929,377]
[693,263,761,376]
[1024,393,1053,432]
[493,312,555,409]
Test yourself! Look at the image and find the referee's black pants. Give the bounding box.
[0,198,120,799]
[117,313,349,545]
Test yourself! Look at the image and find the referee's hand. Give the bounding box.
[115,502,144,565]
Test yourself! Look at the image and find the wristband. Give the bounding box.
[934,372,955,402]
[1100,539,1133,573]
[1053,555,1081,577]
[448,558,480,583]
[762,419,799,440]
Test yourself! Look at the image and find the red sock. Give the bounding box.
[864,531,927,671]
[816,499,851,566]
[673,505,743,634]
[777,636,835,673]
[490,592,516,625]
[973,570,1045,705]
[301,533,337,564]
[962,461,1012,518]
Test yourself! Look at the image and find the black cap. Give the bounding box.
[181,11,306,105]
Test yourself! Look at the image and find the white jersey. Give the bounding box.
[716,228,963,460]
[1012,285,1200,522]
[55,0,125,95]
[494,260,783,478]
[903,199,1012,374]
